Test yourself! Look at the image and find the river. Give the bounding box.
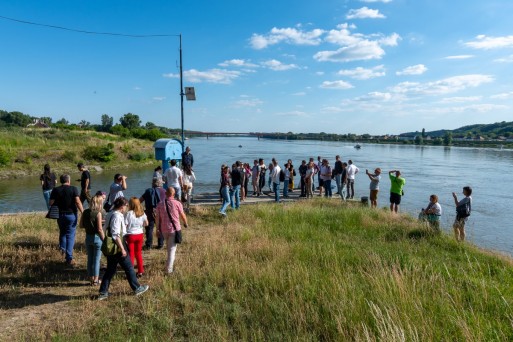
[1,137,512,255]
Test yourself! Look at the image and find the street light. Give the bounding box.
[178,34,196,153]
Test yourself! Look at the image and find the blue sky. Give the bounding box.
[1,0,513,135]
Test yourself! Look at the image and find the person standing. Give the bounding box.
[80,192,105,285]
[230,162,242,209]
[153,166,163,183]
[40,163,57,210]
[305,161,315,199]
[298,160,308,198]
[98,197,149,300]
[243,163,251,201]
[452,186,472,242]
[164,160,183,200]
[251,160,259,196]
[333,156,343,197]
[181,146,194,170]
[156,187,188,274]
[283,162,290,198]
[267,162,274,192]
[258,158,266,196]
[77,163,91,205]
[182,167,196,212]
[106,173,127,212]
[340,162,348,200]
[320,159,333,198]
[125,197,148,278]
[140,178,166,249]
[317,156,323,196]
[346,160,359,199]
[389,170,406,213]
[366,168,381,208]
[287,159,295,192]
[49,174,84,266]
[219,166,231,216]
[271,159,281,202]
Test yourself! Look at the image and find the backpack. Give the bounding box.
[279,170,285,182]
[456,201,471,218]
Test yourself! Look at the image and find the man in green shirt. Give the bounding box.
[389,170,405,213]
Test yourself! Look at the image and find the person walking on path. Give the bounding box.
[219,166,231,216]
[156,187,188,274]
[366,168,381,208]
[452,186,472,242]
[49,174,84,266]
[98,197,149,300]
[40,163,56,210]
[140,178,166,249]
[346,160,359,199]
[271,159,281,202]
[389,170,406,213]
[77,163,91,206]
[164,159,183,200]
[125,197,148,278]
[80,192,105,286]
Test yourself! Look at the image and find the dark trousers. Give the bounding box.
[259,174,266,192]
[300,177,306,196]
[99,251,140,294]
[145,219,163,248]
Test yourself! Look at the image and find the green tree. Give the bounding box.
[101,114,113,131]
[120,113,141,130]
[421,128,426,138]
[443,132,453,146]
[415,135,423,145]
[145,121,157,130]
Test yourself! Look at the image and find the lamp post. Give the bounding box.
[178,34,195,154]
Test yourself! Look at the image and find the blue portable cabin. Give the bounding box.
[153,138,183,175]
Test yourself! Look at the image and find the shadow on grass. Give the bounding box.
[0,292,81,309]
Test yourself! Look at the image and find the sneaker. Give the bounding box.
[97,292,109,301]
[135,284,149,296]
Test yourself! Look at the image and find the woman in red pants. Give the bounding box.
[125,197,148,277]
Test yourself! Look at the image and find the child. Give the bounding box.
[452,186,472,242]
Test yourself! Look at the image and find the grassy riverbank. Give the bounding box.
[1,200,513,341]
[0,128,157,179]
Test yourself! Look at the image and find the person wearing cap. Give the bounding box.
[77,163,91,205]
[140,177,166,249]
[366,168,381,208]
[106,173,127,212]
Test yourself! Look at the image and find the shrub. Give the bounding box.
[82,145,116,162]
[128,152,149,162]
[0,148,11,166]
[60,150,76,162]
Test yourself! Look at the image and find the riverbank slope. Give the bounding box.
[1,200,512,340]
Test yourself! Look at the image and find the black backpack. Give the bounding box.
[279,169,285,182]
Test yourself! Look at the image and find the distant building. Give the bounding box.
[26,119,49,128]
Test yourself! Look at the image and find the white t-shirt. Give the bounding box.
[125,210,147,235]
[347,164,359,180]
[271,165,281,184]
[104,211,126,240]
[164,166,183,188]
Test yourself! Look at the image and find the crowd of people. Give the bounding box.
[40,147,473,299]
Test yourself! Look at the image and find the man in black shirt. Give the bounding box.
[77,163,91,205]
[50,174,84,266]
[230,161,243,209]
[181,146,194,171]
[334,155,344,197]
[298,160,308,197]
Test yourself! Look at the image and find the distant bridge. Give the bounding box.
[185,132,271,139]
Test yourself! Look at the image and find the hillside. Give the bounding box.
[402,121,513,139]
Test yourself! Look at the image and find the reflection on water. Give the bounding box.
[1,137,512,255]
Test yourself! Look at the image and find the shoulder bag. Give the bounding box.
[45,205,60,219]
[101,216,120,256]
[165,199,182,244]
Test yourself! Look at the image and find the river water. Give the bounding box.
[1,137,512,255]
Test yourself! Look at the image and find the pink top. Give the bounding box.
[156,197,184,233]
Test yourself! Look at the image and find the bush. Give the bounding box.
[0,148,11,166]
[82,145,116,162]
[60,150,76,162]
[128,152,149,162]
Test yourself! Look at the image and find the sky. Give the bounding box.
[1,0,513,135]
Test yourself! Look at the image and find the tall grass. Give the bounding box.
[1,200,513,341]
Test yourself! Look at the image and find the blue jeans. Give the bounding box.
[85,233,102,277]
[58,213,77,262]
[335,174,342,195]
[43,190,52,210]
[145,217,164,248]
[230,185,241,209]
[99,250,140,295]
[219,186,230,214]
[283,180,289,197]
[324,179,332,197]
[173,186,181,201]
[273,182,280,202]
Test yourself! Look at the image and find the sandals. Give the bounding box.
[91,280,101,286]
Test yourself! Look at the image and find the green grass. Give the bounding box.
[2,201,513,341]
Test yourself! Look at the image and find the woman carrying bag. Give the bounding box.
[98,197,149,300]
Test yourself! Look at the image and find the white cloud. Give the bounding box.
[490,92,513,100]
[292,92,306,96]
[396,64,427,76]
[419,104,508,114]
[261,59,300,71]
[315,71,325,76]
[444,55,475,60]
[337,65,385,80]
[355,92,393,102]
[276,110,309,117]
[218,59,258,68]
[390,74,494,95]
[319,80,354,89]
[152,97,166,101]
[360,0,392,2]
[346,7,386,19]
[440,96,482,103]
[494,55,513,63]
[465,35,513,49]
[133,86,142,90]
[250,27,324,49]
[163,68,241,84]
[231,97,263,108]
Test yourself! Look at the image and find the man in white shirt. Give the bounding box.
[346,160,359,199]
[270,158,281,202]
[164,160,183,200]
